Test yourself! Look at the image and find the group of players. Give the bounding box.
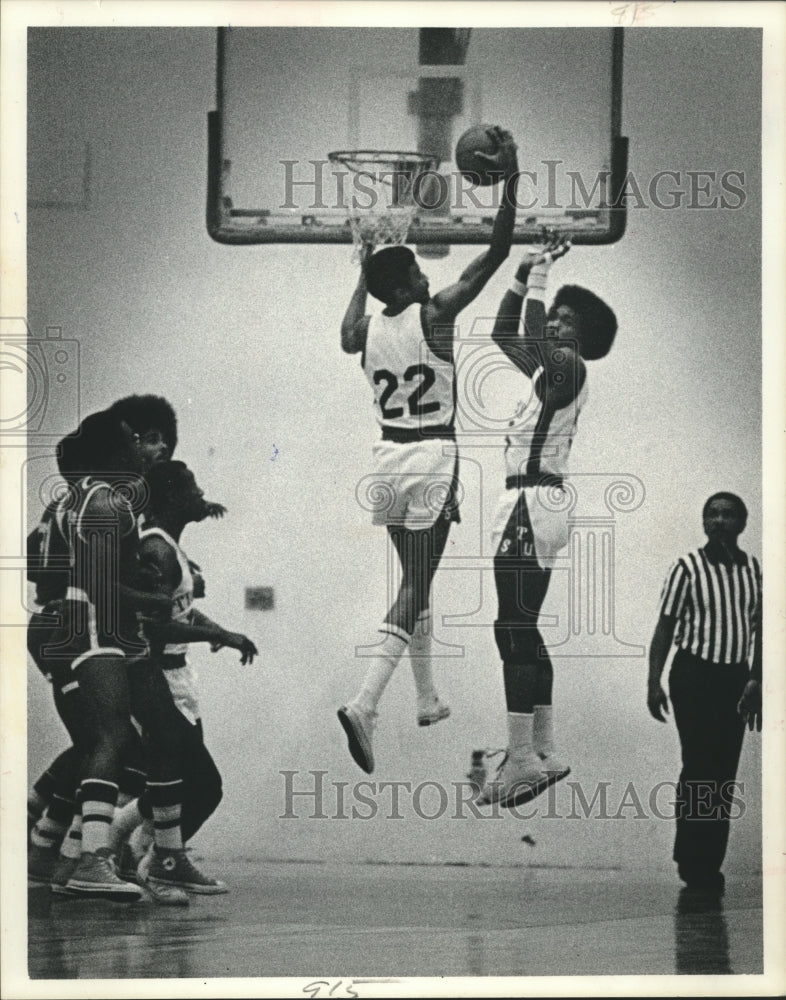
[337,127,620,808]
[27,395,257,905]
[27,124,757,902]
[27,126,600,907]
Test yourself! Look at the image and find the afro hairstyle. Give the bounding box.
[365,246,417,305]
[107,395,178,454]
[57,410,132,477]
[552,285,618,361]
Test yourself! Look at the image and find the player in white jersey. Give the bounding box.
[124,460,257,896]
[477,239,618,808]
[338,127,519,774]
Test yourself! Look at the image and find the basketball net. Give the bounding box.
[328,150,440,261]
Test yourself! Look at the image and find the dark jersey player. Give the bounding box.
[26,397,176,889]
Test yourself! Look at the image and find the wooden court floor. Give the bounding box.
[28,860,762,981]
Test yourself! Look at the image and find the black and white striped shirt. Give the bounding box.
[659,545,761,665]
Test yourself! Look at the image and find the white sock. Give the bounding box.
[507,711,535,760]
[353,626,410,712]
[60,813,82,861]
[533,705,554,757]
[108,797,143,853]
[410,611,437,706]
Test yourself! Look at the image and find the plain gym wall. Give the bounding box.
[25,27,762,872]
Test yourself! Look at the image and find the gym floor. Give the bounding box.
[28,860,762,982]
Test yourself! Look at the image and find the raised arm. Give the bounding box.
[340,244,373,354]
[492,239,583,408]
[425,128,519,327]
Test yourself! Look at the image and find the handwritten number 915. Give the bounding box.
[302,980,359,998]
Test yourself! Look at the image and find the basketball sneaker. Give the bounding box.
[477,750,553,808]
[465,750,488,799]
[417,696,451,727]
[50,856,79,896]
[337,702,377,774]
[136,847,190,906]
[538,751,571,783]
[28,843,59,886]
[65,848,143,901]
[145,846,228,896]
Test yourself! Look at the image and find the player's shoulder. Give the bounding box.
[139,532,181,580]
[139,531,176,560]
[535,346,587,408]
[79,478,120,517]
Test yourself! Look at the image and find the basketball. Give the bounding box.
[455,124,504,186]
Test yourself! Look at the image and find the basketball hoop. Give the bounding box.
[328,150,440,260]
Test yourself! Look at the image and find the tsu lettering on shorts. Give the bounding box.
[437,473,647,659]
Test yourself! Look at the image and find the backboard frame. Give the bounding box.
[206,27,628,247]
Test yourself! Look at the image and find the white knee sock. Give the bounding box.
[353,626,410,712]
[533,705,554,757]
[507,711,535,760]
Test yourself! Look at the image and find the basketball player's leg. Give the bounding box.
[339,515,451,770]
[480,491,568,807]
[396,513,452,725]
[179,720,223,844]
[28,674,85,882]
[128,661,225,898]
[64,653,142,900]
[28,748,76,831]
[26,610,75,832]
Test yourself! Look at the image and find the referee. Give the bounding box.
[647,492,762,892]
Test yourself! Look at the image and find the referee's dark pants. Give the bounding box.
[668,650,749,884]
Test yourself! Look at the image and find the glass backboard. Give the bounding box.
[207,27,627,246]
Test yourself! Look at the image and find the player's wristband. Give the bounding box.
[526,262,549,300]
[510,277,527,298]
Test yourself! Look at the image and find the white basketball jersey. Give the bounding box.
[504,366,588,482]
[363,304,455,432]
[140,526,194,656]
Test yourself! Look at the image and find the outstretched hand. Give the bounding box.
[205,501,227,519]
[474,126,518,176]
[522,232,572,269]
[218,631,259,665]
[737,679,762,732]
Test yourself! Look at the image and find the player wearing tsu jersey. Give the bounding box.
[477,239,618,808]
[111,460,256,897]
[338,126,519,774]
